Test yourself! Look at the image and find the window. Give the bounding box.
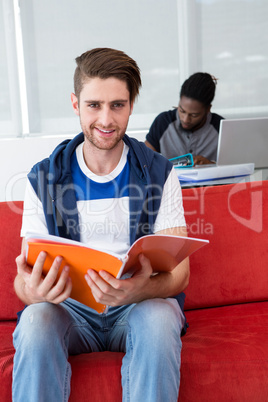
[1,0,268,138]
[195,0,268,118]
[11,0,180,136]
[0,1,19,136]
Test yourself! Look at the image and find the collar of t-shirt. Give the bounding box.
[75,141,129,183]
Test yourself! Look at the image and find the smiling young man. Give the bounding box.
[145,72,224,165]
[13,48,189,401]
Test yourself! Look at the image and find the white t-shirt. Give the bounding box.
[21,142,186,257]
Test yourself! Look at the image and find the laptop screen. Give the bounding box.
[216,117,268,168]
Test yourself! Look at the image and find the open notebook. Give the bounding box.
[25,232,209,313]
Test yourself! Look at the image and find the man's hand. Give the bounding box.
[15,250,72,305]
[85,227,190,309]
[193,155,215,166]
[85,254,154,307]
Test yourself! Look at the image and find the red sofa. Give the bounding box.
[1,181,268,401]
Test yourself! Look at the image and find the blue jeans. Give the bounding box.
[12,298,185,402]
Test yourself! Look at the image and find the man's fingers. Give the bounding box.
[46,267,72,303]
[30,251,48,287]
[51,277,73,304]
[85,269,116,304]
[16,251,30,276]
[138,254,153,275]
[39,256,64,295]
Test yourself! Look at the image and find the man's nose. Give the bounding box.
[183,114,191,123]
[99,107,113,127]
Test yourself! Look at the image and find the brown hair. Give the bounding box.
[74,48,142,103]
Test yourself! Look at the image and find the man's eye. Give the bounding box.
[88,103,99,108]
[112,103,124,109]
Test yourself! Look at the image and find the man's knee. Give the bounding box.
[128,298,184,337]
[14,302,66,346]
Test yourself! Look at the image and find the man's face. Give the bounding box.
[178,96,211,132]
[71,77,133,151]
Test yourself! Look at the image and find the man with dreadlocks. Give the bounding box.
[145,72,224,166]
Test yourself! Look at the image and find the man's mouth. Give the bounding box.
[95,127,115,135]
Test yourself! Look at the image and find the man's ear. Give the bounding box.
[71,93,80,116]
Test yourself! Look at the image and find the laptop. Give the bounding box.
[216,117,268,168]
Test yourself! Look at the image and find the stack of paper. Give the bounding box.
[177,163,255,183]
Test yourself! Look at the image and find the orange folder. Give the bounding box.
[26,233,209,313]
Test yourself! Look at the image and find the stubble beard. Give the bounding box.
[81,123,126,151]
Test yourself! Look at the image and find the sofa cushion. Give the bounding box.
[69,352,123,401]
[0,321,17,401]
[180,301,268,401]
[0,202,24,320]
[182,181,268,310]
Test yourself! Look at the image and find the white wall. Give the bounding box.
[0,131,146,202]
